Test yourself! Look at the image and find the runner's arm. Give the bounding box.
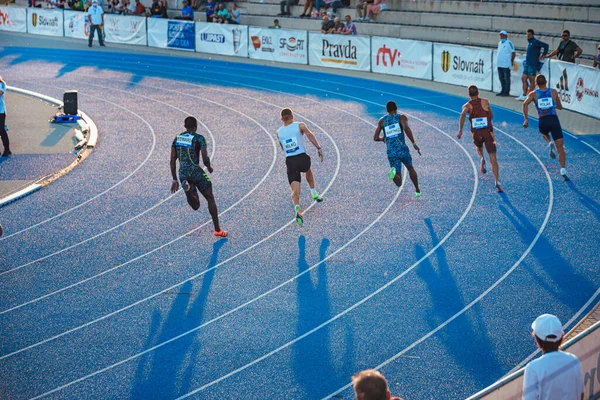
[458,104,468,138]
[300,122,324,161]
[373,118,384,142]
[552,89,563,110]
[401,115,421,155]
[201,147,213,173]
[170,148,179,193]
[522,92,535,127]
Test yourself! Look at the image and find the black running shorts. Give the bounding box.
[285,153,311,184]
[539,115,563,141]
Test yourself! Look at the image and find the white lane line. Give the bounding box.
[0,81,218,276]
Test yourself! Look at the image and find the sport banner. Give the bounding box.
[308,33,370,72]
[550,60,600,119]
[148,18,194,51]
[371,37,432,80]
[492,52,549,96]
[27,8,63,37]
[104,14,146,46]
[64,10,89,40]
[433,43,493,91]
[248,27,307,65]
[0,6,27,32]
[195,22,248,58]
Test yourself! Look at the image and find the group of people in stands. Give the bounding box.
[174,0,241,23]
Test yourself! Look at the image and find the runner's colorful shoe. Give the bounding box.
[415,192,421,198]
[214,229,228,238]
[480,158,487,174]
[388,167,396,180]
[495,181,504,193]
[549,142,557,159]
[560,168,570,181]
[312,193,324,202]
[295,205,303,227]
[181,180,191,192]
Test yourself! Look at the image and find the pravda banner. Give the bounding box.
[148,18,194,51]
[63,10,88,40]
[104,15,147,46]
[492,52,550,97]
[27,8,63,37]
[248,27,307,65]
[371,37,432,80]
[0,6,26,33]
[550,60,600,119]
[195,22,248,58]
[433,43,493,91]
[308,33,370,72]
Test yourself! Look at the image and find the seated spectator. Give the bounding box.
[523,314,584,400]
[229,3,240,24]
[352,370,403,400]
[299,0,315,18]
[365,0,384,22]
[594,44,600,69]
[320,13,335,33]
[278,0,298,17]
[269,18,281,29]
[317,0,343,18]
[106,0,119,12]
[355,0,373,21]
[545,30,583,63]
[175,0,194,19]
[213,2,230,23]
[150,0,162,17]
[341,14,356,35]
[333,16,344,33]
[204,0,215,22]
[125,0,137,15]
[112,0,125,13]
[68,0,86,10]
[192,0,203,10]
[47,0,65,8]
[131,0,145,15]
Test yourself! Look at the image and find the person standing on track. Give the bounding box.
[373,100,421,197]
[170,116,228,237]
[522,74,569,181]
[277,108,324,227]
[458,85,503,192]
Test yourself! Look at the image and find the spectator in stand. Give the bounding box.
[269,18,281,29]
[204,0,215,22]
[315,0,343,19]
[333,16,345,33]
[523,314,584,400]
[150,0,162,17]
[321,13,335,33]
[68,0,86,10]
[516,29,549,101]
[278,0,298,17]
[47,0,65,9]
[213,2,230,23]
[341,14,356,35]
[87,0,105,48]
[229,3,240,24]
[352,370,403,400]
[175,0,194,19]
[131,0,145,15]
[496,30,515,97]
[364,0,384,22]
[299,0,315,18]
[192,0,203,11]
[594,45,600,69]
[106,0,119,13]
[125,0,137,14]
[545,30,582,64]
[112,0,125,13]
[355,0,373,21]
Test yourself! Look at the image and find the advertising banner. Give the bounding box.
[371,37,432,80]
[148,18,194,51]
[248,27,307,65]
[550,60,600,119]
[433,43,493,91]
[64,10,89,40]
[308,33,370,72]
[0,6,27,33]
[195,22,248,57]
[104,14,146,46]
[492,52,549,97]
[27,8,63,37]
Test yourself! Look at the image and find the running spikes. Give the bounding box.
[388,167,396,180]
[549,142,557,159]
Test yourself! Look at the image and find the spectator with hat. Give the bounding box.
[496,30,515,97]
[87,0,105,48]
[523,314,584,400]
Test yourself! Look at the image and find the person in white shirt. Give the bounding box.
[496,30,515,97]
[88,0,105,47]
[523,314,584,400]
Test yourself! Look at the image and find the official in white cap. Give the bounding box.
[522,314,584,400]
[88,0,105,48]
[496,30,515,96]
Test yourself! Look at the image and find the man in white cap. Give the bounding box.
[88,0,105,48]
[496,30,515,97]
[523,314,584,400]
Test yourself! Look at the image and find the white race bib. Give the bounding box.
[284,137,299,154]
[537,97,553,110]
[385,123,402,138]
[176,134,193,148]
[471,117,488,130]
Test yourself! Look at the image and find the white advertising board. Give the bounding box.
[27,8,63,37]
[308,33,370,72]
[0,6,26,33]
[248,27,307,65]
[104,14,146,46]
[64,10,89,40]
[433,43,493,91]
[195,22,248,58]
[492,52,550,97]
[371,37,432,80]
[148,18,195,51]
[550,60,600,119]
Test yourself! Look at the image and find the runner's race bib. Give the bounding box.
[385,123,402,138]
[537,97,553,110]
[285,137,299,154]
[471,117,488,130]
[176,134,194,148]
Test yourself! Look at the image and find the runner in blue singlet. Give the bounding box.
[373,101,421,197]
[522,74,568,180]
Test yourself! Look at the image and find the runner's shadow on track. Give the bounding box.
[498,195,596,310]
[130,239,228,399]
[565,181,600,221]
[415,218,504,387]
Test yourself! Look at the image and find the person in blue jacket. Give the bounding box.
[516,29,549,101]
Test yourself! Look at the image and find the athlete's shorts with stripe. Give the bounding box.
[180,169,212,198]
[538,115,563,141]
[286,153,311,184]
[472,129,497,153]
[387,144,413,170]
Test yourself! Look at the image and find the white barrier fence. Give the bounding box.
[1,6,598,119]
